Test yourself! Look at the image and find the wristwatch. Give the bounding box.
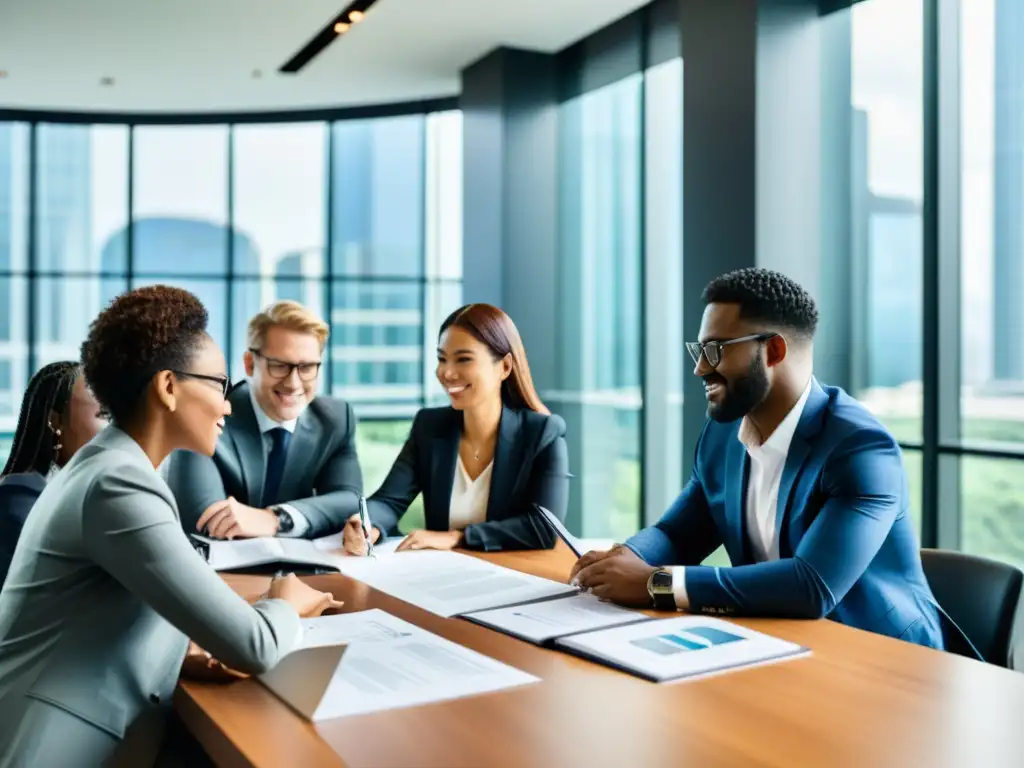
[647,568,676,611]
[272,506,294,534]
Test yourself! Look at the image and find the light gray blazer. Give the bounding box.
[0,427,302,768]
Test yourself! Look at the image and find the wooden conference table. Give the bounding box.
[176,544,1024,768]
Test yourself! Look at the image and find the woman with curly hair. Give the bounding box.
[0,361,105,586]
[0,286,342,768]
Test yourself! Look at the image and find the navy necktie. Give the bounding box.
[262,427,292,507]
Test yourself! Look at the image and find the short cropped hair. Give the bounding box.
[81,285,209,425]
[702,268,819,339]
[247,300,329,352]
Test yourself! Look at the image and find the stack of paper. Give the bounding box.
[257,609,539,720]
[192,534,346,573]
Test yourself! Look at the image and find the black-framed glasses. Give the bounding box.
[249,349,322,382]
[685,333,778,369]
[171,370,231,398]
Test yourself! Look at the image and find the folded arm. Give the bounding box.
[83,465,301,674]
[682,430,904,619]
[462,436,571,552]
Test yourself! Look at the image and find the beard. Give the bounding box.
[705,353,770,423]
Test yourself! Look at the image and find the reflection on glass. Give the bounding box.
[332,116,424,277]
[425,111,463,280]
[0,277,28,432]
[0,125,30,433]
[36,124,129,273]
[558,74,643,540]
[330,281,423,417]
[132,126,229,275]
[233,123,327,278]
[849,0,924,442]
[34,277,127,369]
[961,0,1024,446]
[961,456,1024,570]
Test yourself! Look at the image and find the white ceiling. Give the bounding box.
[0,0,650,114]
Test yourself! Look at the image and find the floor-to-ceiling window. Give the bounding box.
[0,108,462,524]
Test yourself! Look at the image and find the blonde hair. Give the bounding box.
[247,300,330,352]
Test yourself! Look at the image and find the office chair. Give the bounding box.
[921,548,1024,668]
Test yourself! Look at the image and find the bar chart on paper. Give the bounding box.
[630,625,745,655]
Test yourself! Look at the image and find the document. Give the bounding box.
[555,616,810,683]
[336,550,577,617]
[464,592,649,644]
[192,534,344,573]
[258,609,538,720]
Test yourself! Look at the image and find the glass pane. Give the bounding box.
[34,276,127,368]
[0,276,29,434]
[643,57,684,524]
[849,0,924,443]
[332,116,424,278]
[230,278,328,384]
[558,74,643,540]
[132,126,229,275]
[356,419,424,532]
[425,111,463,280]
[131,278,228,360]
[0,122,30,273]
[233,123,327,277]
[35,124,129,273]
[961,456,1024,570]
[424,281,464,407]
[330,280,422,418]
[960,1,1024,445]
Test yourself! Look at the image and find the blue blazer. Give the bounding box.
[626,379,957,652]
[0,472,46,588]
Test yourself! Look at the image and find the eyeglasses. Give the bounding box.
[249,349,322,382]
[171,370,231,398]
[685,333,778,369]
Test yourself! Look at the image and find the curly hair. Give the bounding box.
[702,268,819,340]
[81,285,210,425]
[1,361,80,478]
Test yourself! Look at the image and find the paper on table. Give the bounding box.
[337,550,577,617]
[556,615,810,683]
[464,592,649,644]
[311,534,402,556]
[195,535,344,572]
[259,609,538,721]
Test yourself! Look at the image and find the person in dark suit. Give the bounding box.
[0,360,105,586]
[343,303,570,553]
[571,268,955,652]
[165,300,362,540]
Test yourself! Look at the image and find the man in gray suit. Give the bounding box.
[166,300,363,539]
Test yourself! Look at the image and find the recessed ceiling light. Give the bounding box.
[334,21,350,33]
[100,76,115,86]
[0,71,8,79]
[348,10,365,22]
[252,69,263,79]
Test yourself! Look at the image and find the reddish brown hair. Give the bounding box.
[439,304,549,415]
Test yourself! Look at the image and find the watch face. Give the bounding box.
[653,570,673,590]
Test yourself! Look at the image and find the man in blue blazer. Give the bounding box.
[573,268,952,651]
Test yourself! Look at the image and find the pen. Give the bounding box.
[358,496,376,559]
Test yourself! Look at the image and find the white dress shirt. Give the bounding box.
[448,456,493,530]
[249,388,308,538]
[672,377,813,609]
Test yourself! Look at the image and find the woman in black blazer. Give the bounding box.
[0,361,106,586]
[344,303,570,553]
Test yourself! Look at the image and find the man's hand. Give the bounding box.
[569,544,628,582]
[197,497,279,539]
[341,513,382,556]
[574,546,658,608]
[395,529,463,552]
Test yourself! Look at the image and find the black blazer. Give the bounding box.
[368,405,570,551]
[164,382,364,538]
[0,472,46,587]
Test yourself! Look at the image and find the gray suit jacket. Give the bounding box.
[0,427,301,768]
[165,382,363,538]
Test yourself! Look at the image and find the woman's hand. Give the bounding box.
[267,573,345,618]
[180,641,249,682]
[341,513,381,556]
[395,529,463,552]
